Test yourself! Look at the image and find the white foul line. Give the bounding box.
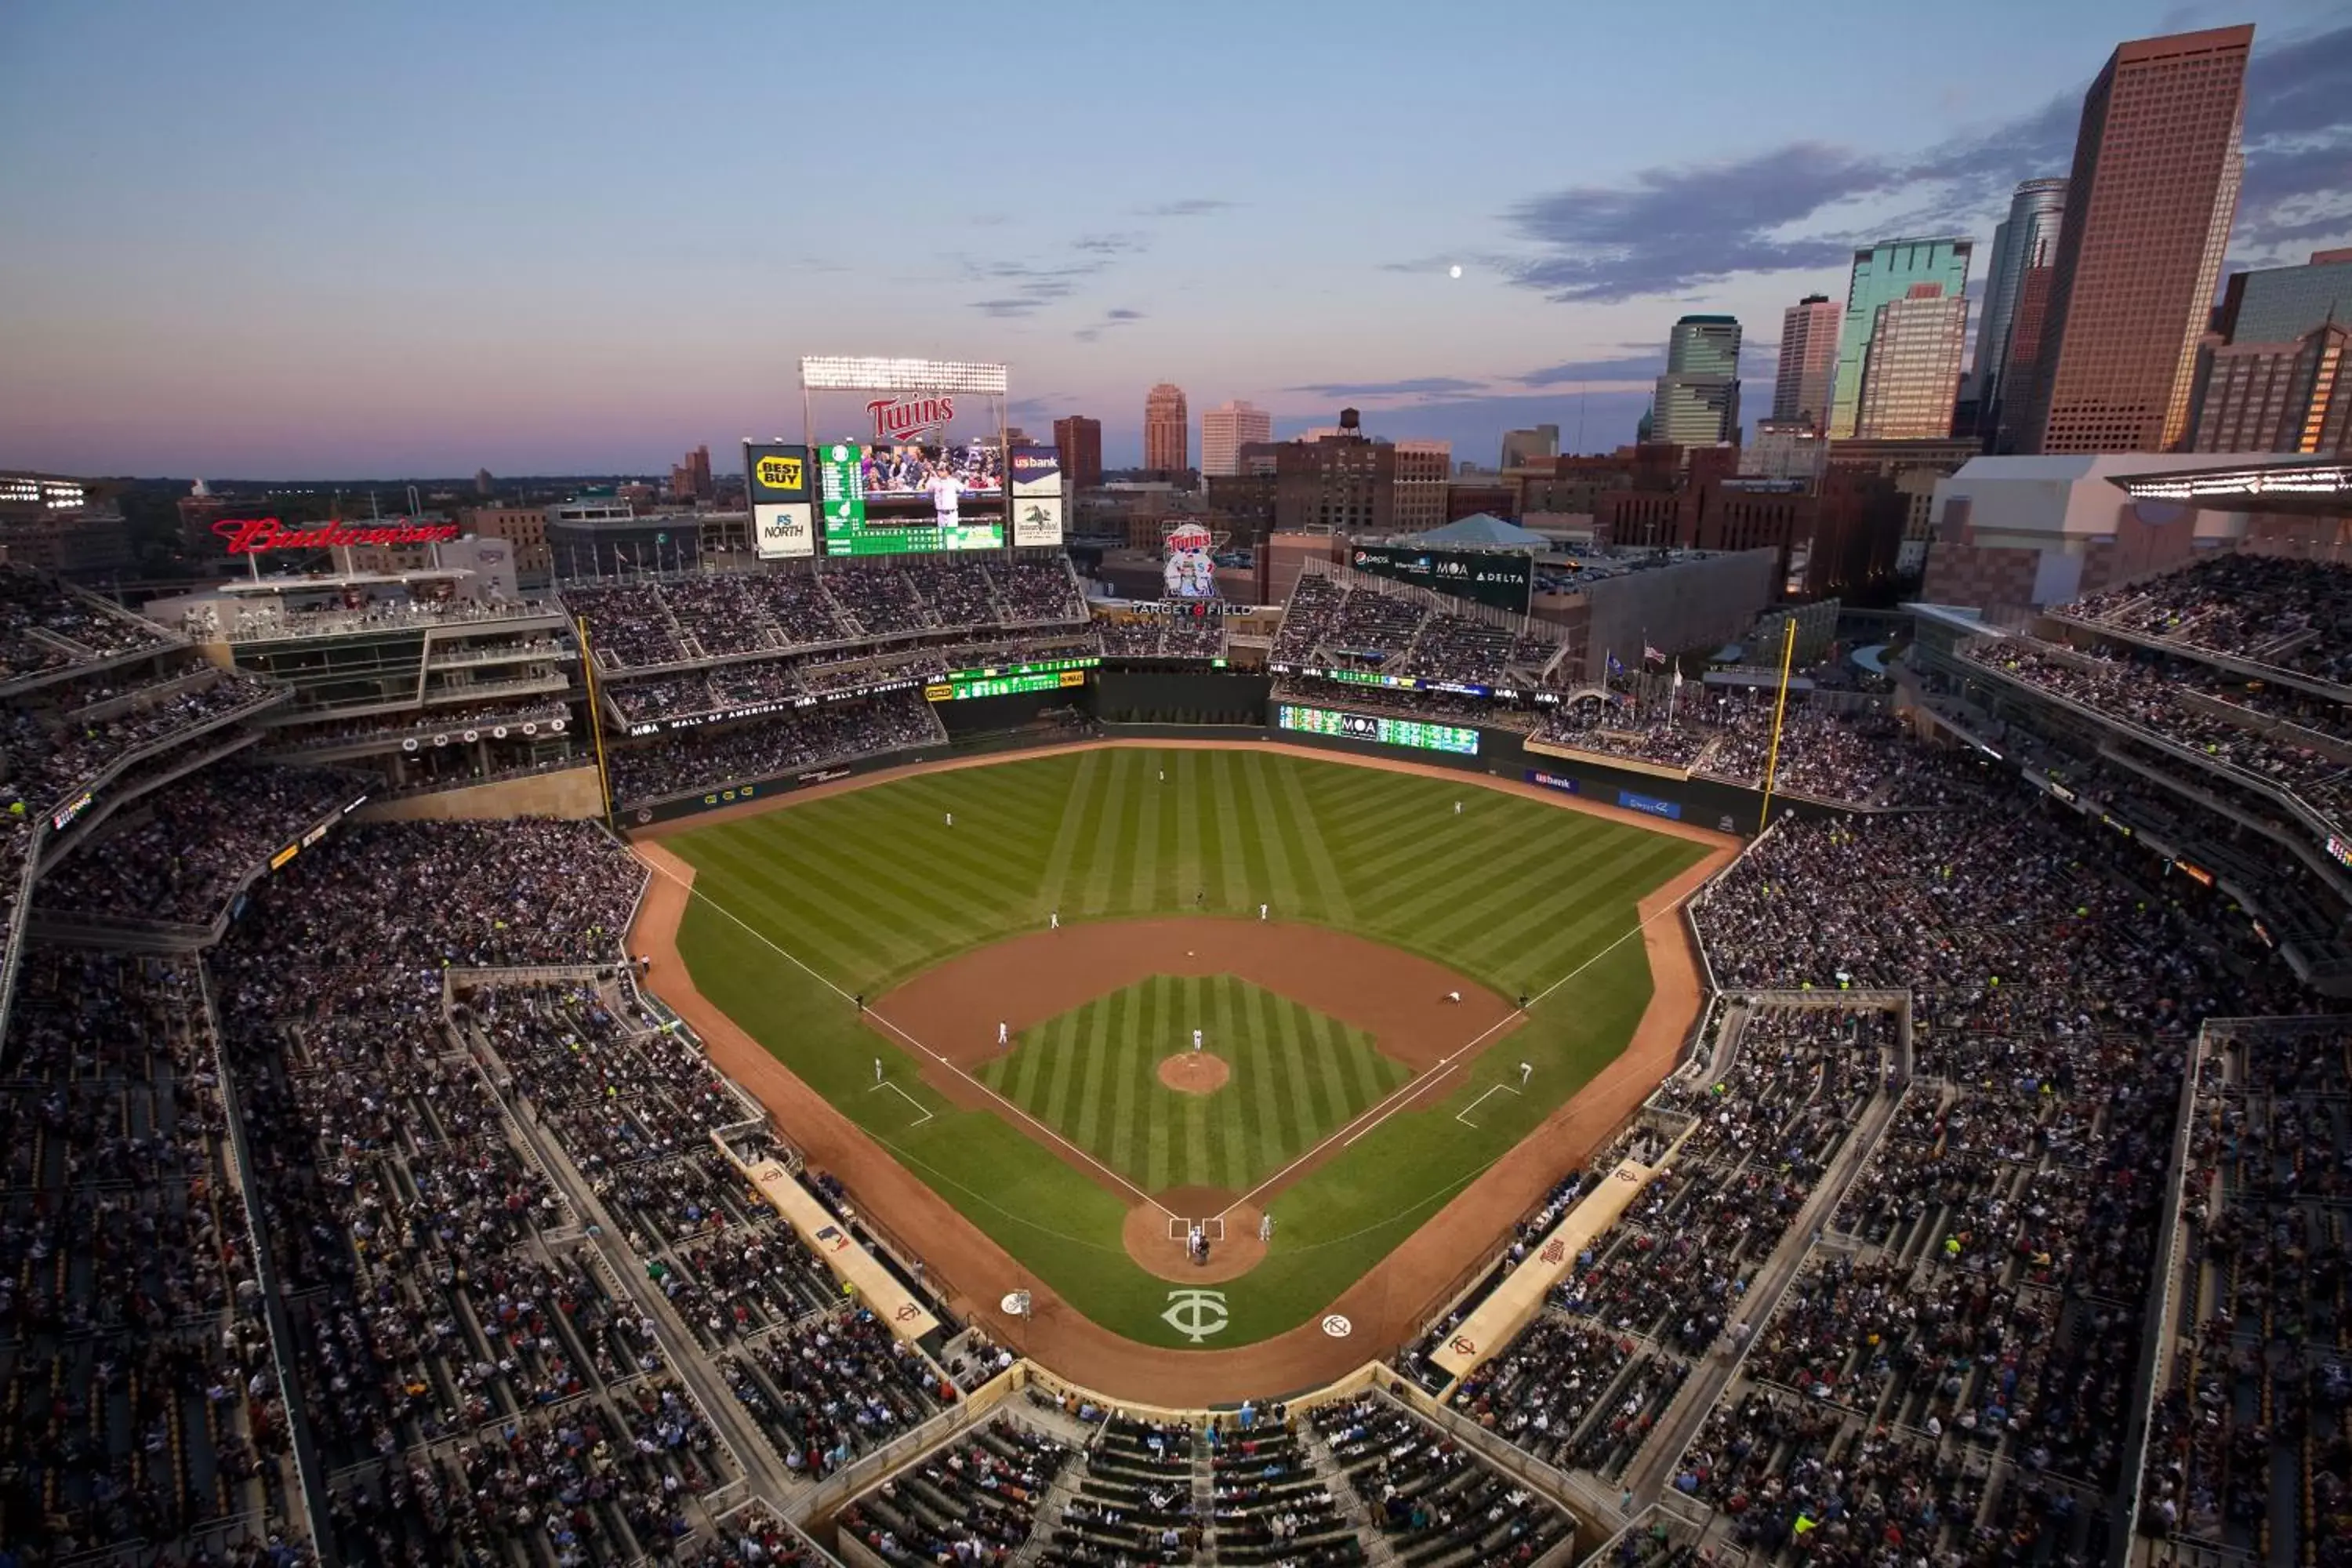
[869,1079,936,1127]
[1227,882,1710,1214]
[1454,1082,1521,1128]
[639,851,1176,1218]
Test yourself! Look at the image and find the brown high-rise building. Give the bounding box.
[1053,416,1104,490]
[2020,24,2252,454]
[1143,383,1189,473]
[2187,323,2351,454]
[1773,294,1842,429]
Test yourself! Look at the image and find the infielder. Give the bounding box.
[1192,1027,1203,1053]
[1049,909,1059,929]
[1259,902,1269,921]
[1519,1061,1534,1086]
[1454,800,1463,815]
[997,1020,1010,1047]
[873,1058,883,1083]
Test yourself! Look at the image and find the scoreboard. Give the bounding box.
[815,441,1007,557]
[925,655,1098,703]
[1276,704,1480,755]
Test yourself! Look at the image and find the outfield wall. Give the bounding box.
[623,664,1864,829]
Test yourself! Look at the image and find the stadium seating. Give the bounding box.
[1312,1392,1575,1559]
[607,691,945,803]
[2063,552,2352,683]
[837,1415,1071,1566]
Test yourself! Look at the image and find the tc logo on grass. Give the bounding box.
[1162,1289,1229,1342]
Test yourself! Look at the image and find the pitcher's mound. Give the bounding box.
[1122,1186,1268,1283]
[1157,1052,1230,1094]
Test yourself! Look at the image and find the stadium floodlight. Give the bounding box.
[799,356,1009,394]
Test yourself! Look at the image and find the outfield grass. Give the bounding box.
[976,974,1411,1194]
[666,746,1706,1348]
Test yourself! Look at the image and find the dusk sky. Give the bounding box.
[3,0,2347,479]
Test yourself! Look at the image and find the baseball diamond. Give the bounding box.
[639,742,1718,1351]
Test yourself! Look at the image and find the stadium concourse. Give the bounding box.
[0,547,2347,1568]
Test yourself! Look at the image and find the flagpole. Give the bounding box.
[1755,619,1797,834]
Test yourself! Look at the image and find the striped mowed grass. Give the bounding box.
[670,746,1707,997]
[974,974,1411,1195]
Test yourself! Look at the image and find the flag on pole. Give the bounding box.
[1606,651,1623,677]
[1643,644,1665,666]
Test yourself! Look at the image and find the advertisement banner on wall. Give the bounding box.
[1615,788,1683,820]
[1009,443,1064,547]
[1348,545,1533,612]
[745,443,811,503]
[753,502,817,559]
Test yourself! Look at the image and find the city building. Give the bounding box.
[2217,249,2352,344]
[1742,420,1831,482]
[1828,238,1973,439]
[1271,412,1393,533]
[668,444,713,503]
[1596,470,1908,601]
[1053,415,1105,491]
[463,505,554,579]
[1920,448,2303,617]
[2187,322,2350,454]
[1144,383,1189,473]
[0,474,129,578]
[1772,295,1842,429]
[1971,180,2068,406]
[2018,24,2252,454]
[1499,424,1560,469]
[547,495,702,579]
[1200,399,1272,477]
[1392,440,1451,533]
[1853,285,1970,439]
[1650,315,1742,448]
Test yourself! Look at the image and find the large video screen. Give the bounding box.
[1276,703,1479,754]
[1348,545,1534,613]
[815,440,1004,556]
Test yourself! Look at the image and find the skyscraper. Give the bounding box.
[1773,295,1842,429]
[1053,416,1103,491]
[1828,239,1973,440]
[1499,425,1560,468]
[1144,383,1189,473]
[1854,286,1970,439]
[1972,180,2068,423]
[2019,24,2252,454]
[2216,250,2352,347]
[2187,322,2350,454]
[1650,316,1742,448]
[1200,399,1272,477]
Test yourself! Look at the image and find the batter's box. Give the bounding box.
[1166,1216,1226,1242]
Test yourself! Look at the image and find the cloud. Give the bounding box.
[1514,354,1663,387]
[1499,23,2349,303]
[1286,376,1491,399]
[972,298,1045,318]
[1074,307,1146,343]
[1072,232,1149,256]
[1136,198,1238,218]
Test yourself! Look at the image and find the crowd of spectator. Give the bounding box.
[2064,553,2352,685]
[2137,1018,2351,1563]
[268,698,570,756]
[1536,695,1972,807]
[1273,572,1565,693]
[564,562,1085,673]
[837,1415,1069,1566]
[36,763,358,926]
[1042,1410,1200,1563]
[1312,1392,1573,1558]
[0,949,291,1561]
[608,692,943,804]
[0,568,176,688]
[1094,614,1228,660]
[1963,637,2352,827]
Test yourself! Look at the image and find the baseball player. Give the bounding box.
[873,1058,883,1084]
[1259,902,1269,921]
[1192,1027,1203,1053]
[1454,800,1463,815]
[997,1020,1010,1047]
[945,811,953,828]
[1049,909,1059,930]
[1446,990,1462,1004]
[1519,1061,1533,1086]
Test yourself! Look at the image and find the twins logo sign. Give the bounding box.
[1162,1289,1229,1342]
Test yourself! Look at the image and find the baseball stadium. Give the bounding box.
[3,350,2348,1568]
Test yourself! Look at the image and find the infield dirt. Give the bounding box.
[629,739,1730,1403]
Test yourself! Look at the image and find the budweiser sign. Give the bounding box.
[868,394,955,442]
[214,517,463,554]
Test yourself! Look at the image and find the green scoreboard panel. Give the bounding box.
[816,441,1007,556]
[925,667,1090,702]
[1276,703,1479,754]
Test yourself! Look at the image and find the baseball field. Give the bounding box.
[645,744,1712,1352]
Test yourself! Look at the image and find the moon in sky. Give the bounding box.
[1449,263,1463,278]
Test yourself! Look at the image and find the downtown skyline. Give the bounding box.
[2,0,2348,479]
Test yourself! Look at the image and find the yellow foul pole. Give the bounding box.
[575,616,618,833]
[1755,618,1797,835]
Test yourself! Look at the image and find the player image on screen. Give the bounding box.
[862,441,1002,503]
[1163,521,1217,599]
